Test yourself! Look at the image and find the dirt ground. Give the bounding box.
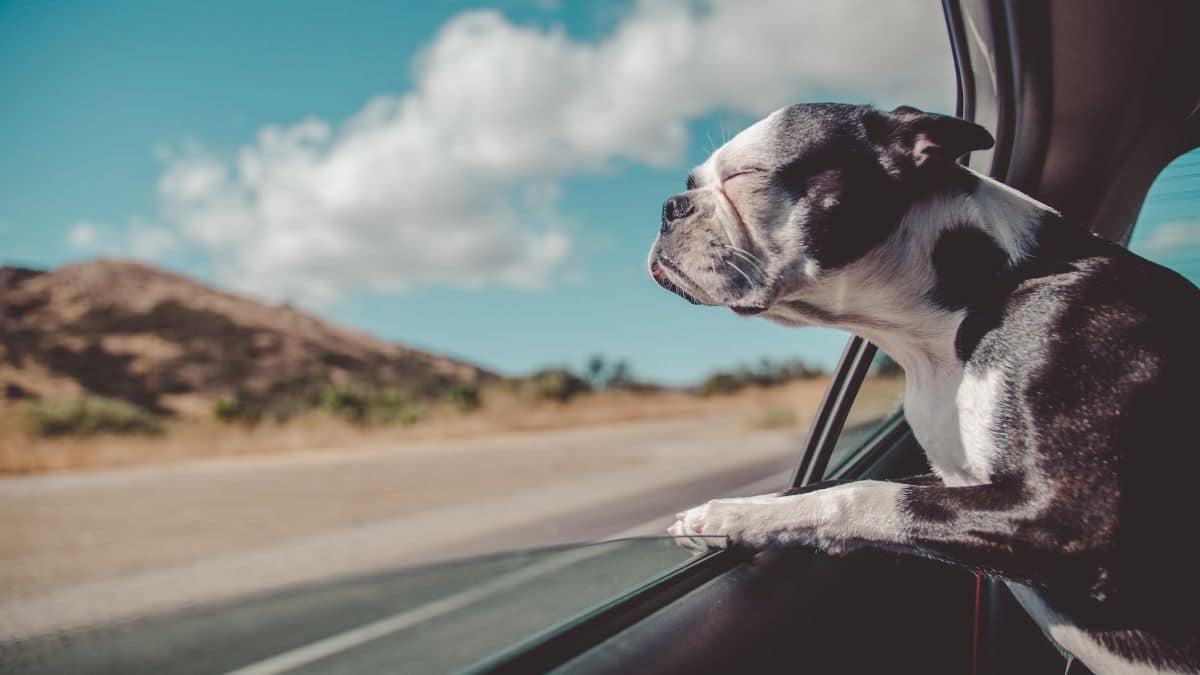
[0,377,904,602]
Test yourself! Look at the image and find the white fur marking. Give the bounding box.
[1007,583,1182,675]
[669,481,908,553]
[955,368,1003,485]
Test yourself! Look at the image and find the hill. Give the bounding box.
[0,260,494,417]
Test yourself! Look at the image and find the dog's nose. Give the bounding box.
[660,195,694,233]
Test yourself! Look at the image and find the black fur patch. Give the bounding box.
[770,141,906,270]
[928,226,1010,310]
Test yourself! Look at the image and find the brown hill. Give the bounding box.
[0,260,494,416]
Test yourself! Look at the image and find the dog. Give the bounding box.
[650,103,1200,674]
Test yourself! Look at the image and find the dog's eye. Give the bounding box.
[722,169,760,185]
[686,174,698,190]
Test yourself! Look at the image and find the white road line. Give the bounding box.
[221,524,662,675]
[222,472,786,675]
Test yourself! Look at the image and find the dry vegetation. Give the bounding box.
[0,259,907,476]
[0,377,852,474]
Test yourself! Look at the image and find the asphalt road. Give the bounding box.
[0,459,795,675]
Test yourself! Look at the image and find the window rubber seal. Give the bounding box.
[460,547,752,675]
[790,336,878,488]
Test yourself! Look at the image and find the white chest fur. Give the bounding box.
[903,364,1003,487]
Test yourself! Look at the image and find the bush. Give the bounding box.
[517,368,592,403]
[316,385,423,426]
[698,372,744,397]
[697,358,826,397]
[213,395,263,424]
[24,397,164,437]
[366,390,423,426]
[318,384,368,422]
[444,381,481,413]
[584,355,634,390]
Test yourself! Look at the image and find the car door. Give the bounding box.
[469,1,1200,673]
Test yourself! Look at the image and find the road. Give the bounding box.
[0,414,804,674]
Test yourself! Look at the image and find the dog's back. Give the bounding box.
[961,221,1200,668]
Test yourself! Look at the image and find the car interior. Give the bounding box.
[466,1,1200,673]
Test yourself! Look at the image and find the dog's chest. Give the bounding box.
[904,365,1004,486]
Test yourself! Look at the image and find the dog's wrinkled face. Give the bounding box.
[647,103,993,316]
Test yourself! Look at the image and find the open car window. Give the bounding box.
[822,350,906,479]
[6,538,701,675]
[1128,149,1200,285]
[0,2,962,674]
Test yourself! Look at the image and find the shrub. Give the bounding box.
[698,371,744,397]
[519,368,592,403]
[366,390,423,426]
[698,358,826,397]
[213,395,263,424]
[24,397,163,437]
[316,385,423,426]
[319,384,368,422]
[583,355,635,390]
[444,381,481,413]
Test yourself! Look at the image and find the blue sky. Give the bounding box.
[2,1,1196,385]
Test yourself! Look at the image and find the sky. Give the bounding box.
[2,1,1196,385]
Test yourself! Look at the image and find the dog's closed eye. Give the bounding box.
[722,169,764,185]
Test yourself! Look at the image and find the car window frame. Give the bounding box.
[468,0,1200,669]
[465,4,971,671]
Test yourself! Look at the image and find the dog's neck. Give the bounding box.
[773,167,1058,384]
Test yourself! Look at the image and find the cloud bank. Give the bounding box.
[111,0,956,302]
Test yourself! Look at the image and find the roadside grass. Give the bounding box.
[0,377,838,474]
[22,397,164,437]
[751,405,799,429]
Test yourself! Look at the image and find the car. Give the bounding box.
[471,1,1200,672]
[6,1,1196,673]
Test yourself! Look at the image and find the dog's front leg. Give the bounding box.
[668,480,910,555]
[668,479,1068,587]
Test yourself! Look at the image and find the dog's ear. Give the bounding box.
[868,106,994,167]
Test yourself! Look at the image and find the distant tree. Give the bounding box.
[582,355,636,390]
[696,356,826,396]
[585,354,607,388]
[520,368,592,402]
[606,359,632,388]
[698,371,743,397]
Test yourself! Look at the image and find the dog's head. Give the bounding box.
[647,103,993,317]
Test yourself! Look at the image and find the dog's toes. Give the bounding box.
[668,500,745,553]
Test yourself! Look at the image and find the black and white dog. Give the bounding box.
[651,103,1200,674]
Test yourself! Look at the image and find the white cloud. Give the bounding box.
[127,220,179,259]
[1135,220,1200,257]
[68,221,106,251]
[67,218,177,261]
[143,0,953,303]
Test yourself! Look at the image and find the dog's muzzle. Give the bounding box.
[649,258,703,305]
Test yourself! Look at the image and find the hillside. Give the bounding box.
[0,260,494,416]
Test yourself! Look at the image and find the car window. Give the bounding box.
[822,349,906,479]
[0,1,956,672]
[1128,148,1200,285]
[4,537,699,675]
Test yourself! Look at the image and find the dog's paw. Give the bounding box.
[667,499,752,553]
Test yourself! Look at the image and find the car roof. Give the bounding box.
[948,0,1200,243]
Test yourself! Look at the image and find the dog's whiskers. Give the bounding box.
[722,246,766,276]
[725,259,755,286]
